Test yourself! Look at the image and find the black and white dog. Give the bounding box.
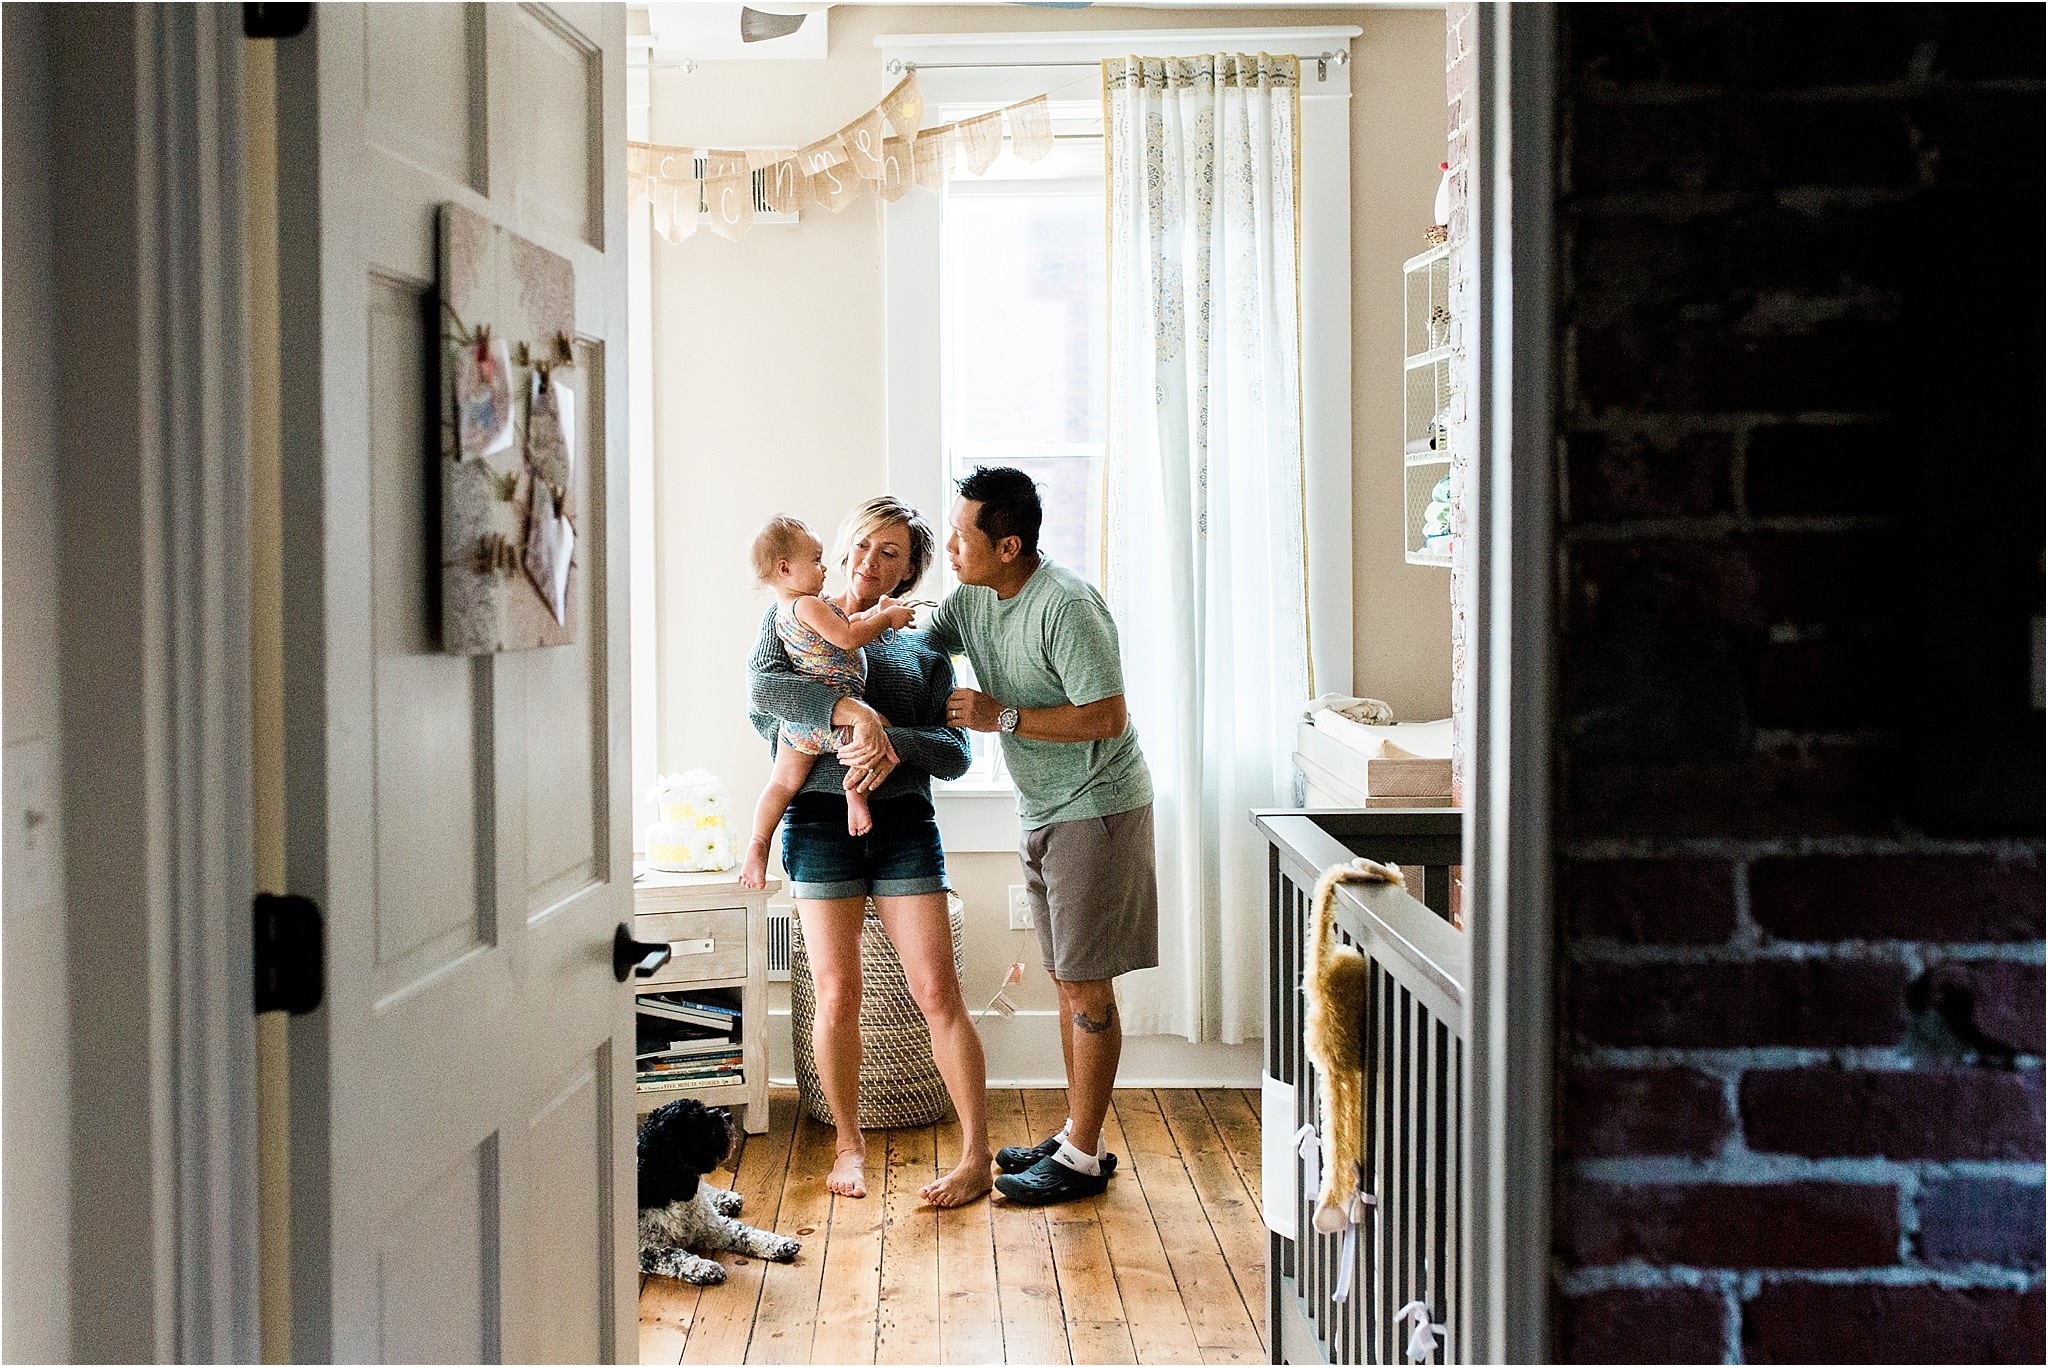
[637,1097,800,1285]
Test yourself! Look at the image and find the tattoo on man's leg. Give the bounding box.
[1072,1004,1115,1035]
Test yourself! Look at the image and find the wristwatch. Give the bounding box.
[998,705,1020,734]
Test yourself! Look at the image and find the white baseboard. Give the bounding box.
[761,1008,1261,1090]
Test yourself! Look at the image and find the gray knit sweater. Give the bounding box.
[746,605,972,802]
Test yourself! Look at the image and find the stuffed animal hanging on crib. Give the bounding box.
[1302,856,1406,1234]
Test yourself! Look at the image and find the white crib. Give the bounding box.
[1257,809,1466,1364]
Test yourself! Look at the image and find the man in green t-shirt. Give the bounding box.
[927,466,1158,1205]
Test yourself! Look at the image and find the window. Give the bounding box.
[881,29,1358,830]
[941,173,1106,587]
[930,129,1107,786]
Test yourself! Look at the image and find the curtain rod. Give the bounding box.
[886,50,1350,78]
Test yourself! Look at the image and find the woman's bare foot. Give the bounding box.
[845,786,873,838]
[827,1145,867,1198]
[919,1153,994,1208]
[737,835,770,890]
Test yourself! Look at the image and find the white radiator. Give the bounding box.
[765,903,793,981]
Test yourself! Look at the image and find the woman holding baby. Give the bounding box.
[745,495,993,1207]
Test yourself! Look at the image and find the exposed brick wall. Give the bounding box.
[1550,6,2046,1362]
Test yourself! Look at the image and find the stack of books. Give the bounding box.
[636,993,742,1090]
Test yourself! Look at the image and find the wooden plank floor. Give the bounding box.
[640,1087,1266,1366]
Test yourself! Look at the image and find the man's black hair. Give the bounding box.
[955,465,1043,559]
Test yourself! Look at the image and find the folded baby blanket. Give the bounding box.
[1305,692,1395,726]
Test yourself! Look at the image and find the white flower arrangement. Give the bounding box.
[694,828,732,868]
[644,769,737,872]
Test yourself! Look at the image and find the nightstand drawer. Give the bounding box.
[634,907,748,985]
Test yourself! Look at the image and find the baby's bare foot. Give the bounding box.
[845,790,873,838]
[919,1153,994,1209]
[827,1147,867,1199]
[737,836,770,890]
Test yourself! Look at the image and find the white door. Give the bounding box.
[272,5,635,1360]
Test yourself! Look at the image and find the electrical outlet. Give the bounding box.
[1007,885,1034,930]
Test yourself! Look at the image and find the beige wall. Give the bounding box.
[643,3,1452,1021]
[1349,9,1456,719]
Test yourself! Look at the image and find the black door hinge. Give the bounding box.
[254,892,324,1015]
[243,4,310,40]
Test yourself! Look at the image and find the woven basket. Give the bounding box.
[790,893,965,1130]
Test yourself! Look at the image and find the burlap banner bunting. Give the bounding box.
[629,74,1059,243]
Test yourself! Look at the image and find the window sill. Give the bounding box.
[934,780,1020,853]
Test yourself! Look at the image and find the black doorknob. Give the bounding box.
[614,924,673,983]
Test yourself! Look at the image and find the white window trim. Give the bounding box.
[882,27,1359,850]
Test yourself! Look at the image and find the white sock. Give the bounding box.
[1052,1139,1102,1176]
[1057,1120,1107,1160]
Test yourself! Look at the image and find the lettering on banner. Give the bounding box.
[628,68,1073,237]
[759,158,811,214]
[702,149,748,181]
[838,106,886,179]
[812,161,861,213]
[878,137,913,203]
[704,172,753,240]
[796,136,848,174]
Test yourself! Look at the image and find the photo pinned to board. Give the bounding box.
[524,367,577,624]
[526,365,575,492]
[456,334,516,461]
[524,482,574,625]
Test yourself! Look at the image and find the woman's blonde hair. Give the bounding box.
[832,496,934,597]
[749,514,816,585]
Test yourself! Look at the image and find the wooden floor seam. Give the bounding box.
[639,1086,1267,1366]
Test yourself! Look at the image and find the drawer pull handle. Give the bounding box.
[672,938,715,956]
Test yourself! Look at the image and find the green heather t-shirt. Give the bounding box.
[926,557,1153,830]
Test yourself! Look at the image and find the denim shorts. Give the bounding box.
[781,791,947,900]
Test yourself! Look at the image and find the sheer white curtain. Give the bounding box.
[1103,54,1308,1044]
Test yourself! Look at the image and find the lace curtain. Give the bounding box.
[1103,54,1308,1043]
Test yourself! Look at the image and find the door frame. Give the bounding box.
[50,3,261,1359]
[1462,3,1558,1362]
[145,7,262,1359]
[103,2,1559,1358]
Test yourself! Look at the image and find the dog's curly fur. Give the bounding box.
[637,1098,800,1285]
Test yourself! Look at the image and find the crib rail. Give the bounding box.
[1256,809,1467,1365]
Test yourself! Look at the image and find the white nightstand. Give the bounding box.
[632,864,774,1135]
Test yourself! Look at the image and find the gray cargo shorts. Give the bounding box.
[1019,802,1159,983]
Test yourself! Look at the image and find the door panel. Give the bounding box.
[521,1059,608,1363]
[376,1139,499,1363]
[368,272,485,968]
[276,5,632,1360]
[522,649,601,899]
[512,5,602,248]
[520,334,605,904]
[362,3,481,190]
